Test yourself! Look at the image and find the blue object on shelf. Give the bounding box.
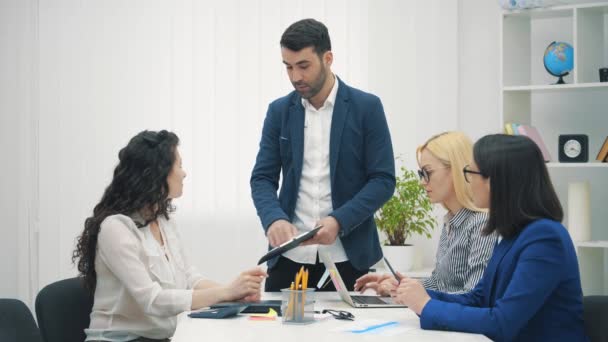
[543,41,574,84]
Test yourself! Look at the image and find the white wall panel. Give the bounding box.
[1,0,459,303]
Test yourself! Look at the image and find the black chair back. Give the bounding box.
[583,295,608,342]
[0,298,42,342]
[35,277,94,342]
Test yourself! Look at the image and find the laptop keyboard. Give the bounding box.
[351,295,388,305]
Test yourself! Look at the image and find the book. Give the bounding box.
[511,123,520,135]
[596,136,608,162]
[505,123,514,135]
[518,125,552,162]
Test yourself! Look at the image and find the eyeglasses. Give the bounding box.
[316,309,355,321]
[417,167,449,183]
[462,164,484,183]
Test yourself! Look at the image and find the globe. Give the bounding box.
[543,41,574,84]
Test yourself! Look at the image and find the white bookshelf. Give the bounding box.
[547,162,608,168]
[504,82,608,91]
[576,240,608,248]
[500,2,608,295]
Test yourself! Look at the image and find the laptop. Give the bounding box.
[319,251,407,308]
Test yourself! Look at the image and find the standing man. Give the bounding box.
[251,19,395,291]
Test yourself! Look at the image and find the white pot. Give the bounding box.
[382,245,415,272]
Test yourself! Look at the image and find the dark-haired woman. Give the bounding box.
[74,130,266,342]
[393,134,587,341]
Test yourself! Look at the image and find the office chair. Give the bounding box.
[35,277,93,342]
[583,295,608,342]
[0,298,42,342]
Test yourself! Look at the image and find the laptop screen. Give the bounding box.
[318,250,354,304]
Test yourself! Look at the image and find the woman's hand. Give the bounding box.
[354,273,397,296]
[394,277,431,315]
[225,268,267,302]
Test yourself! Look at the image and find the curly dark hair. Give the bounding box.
[72,130,180,293]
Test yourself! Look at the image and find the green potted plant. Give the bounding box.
[375,166,436,271]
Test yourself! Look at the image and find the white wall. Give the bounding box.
[457,0,502,139]
[367,0,459,269]
[1,0,40,304]
[1,0,461,305]
[0,0,20,300]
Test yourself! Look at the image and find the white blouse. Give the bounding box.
[85,214,204,341]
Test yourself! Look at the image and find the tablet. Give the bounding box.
[257,225,322,265]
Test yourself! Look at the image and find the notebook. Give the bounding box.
[518,125,552,162]
[210,300,282,316]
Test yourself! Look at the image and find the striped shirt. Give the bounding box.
[422,208,496,293]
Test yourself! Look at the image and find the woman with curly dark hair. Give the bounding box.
[73,130,266,342]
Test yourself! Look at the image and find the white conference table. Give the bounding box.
[172,292,490,342]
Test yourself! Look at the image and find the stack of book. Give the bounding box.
[504,123,551,162]
[596,137,608,162]
[505,124,608,163]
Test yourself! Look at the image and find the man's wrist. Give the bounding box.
[328,214,344,237]
[266,218,288,232]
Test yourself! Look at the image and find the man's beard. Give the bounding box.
[293,65,327,99]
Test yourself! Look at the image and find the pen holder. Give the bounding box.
[280,288,315,324]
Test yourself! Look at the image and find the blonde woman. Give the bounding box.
[355,131,496,295]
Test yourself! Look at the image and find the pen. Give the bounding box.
[383,257,402,282]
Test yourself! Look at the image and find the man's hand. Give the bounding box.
[266,219,298,247]
[301,216,341,246]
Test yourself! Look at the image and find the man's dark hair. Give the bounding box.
[280,18,331,57]
[474,134,563,238]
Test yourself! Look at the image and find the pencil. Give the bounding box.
[292,266,304,319]
[301,269,308,318]
[288,281,295,320]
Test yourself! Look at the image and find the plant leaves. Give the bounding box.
[376,166,437,246]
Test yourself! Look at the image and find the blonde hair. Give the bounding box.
[417,131,483,212]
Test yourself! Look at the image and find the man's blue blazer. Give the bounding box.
[420,219,587,341]
[250,77,395,270]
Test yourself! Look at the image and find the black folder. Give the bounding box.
[211,300,283,316]
[257,226,322,265]
[188,305,248,319]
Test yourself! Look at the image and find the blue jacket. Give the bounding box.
[420,219,587,341]
[250,78,395,270]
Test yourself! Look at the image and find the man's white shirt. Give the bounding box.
[284,75,348,264]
